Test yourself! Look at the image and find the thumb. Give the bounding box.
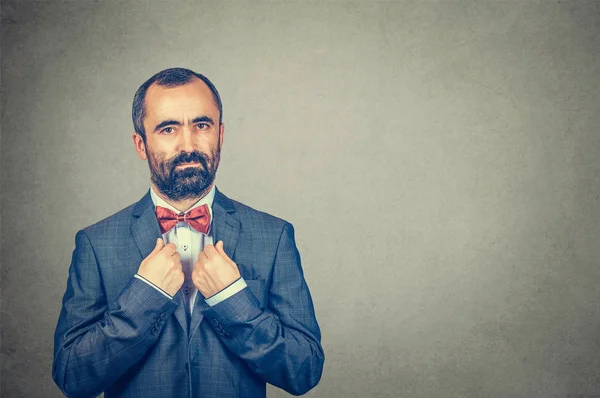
[215,240,229,259]
[151,238,164,255]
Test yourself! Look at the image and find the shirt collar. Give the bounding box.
[150,184,216,219]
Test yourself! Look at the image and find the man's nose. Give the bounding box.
[178,127,195,152]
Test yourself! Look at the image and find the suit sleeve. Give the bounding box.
[200,222,325,396]
[52,230,179,397]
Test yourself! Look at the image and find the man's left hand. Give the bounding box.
[192,240,241,298]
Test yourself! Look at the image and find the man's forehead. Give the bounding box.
[145,79,218,117]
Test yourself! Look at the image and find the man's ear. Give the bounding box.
[133,133,147,160]
[219,123,224,149]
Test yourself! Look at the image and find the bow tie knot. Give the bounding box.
[156,204,211,235]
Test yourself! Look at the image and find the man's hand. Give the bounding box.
[192,240,241,298]
[137,238,184,297]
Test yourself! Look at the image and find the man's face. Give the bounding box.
[133,78,224,202]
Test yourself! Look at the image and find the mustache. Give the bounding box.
[168,151,209,170]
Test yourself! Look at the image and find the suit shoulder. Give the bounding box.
[80,202,138,238]
[229,198,290,229]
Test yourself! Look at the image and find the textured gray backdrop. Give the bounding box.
[2,1,599,397]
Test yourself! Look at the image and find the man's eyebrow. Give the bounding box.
[153,120,181,132]
[152,116,215,133]
[191,116,215,125]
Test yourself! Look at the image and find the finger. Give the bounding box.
[174,259,182,270]
[203,244,217,258]
[197,251,209,265]
[192,269,204,287]
[163,243,178,255]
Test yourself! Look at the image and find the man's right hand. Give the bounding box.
[137,238,184,297]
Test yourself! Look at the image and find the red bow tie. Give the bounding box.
[155,204,211,234]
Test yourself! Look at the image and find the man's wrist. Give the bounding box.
[205,277,247,306]
[134,274,173,299]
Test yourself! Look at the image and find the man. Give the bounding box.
[52,67,324,398]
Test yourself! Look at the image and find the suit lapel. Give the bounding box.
[131,190,188,335]
[131,191,162,259]
[211,188,241,261]
[189,187,241,340]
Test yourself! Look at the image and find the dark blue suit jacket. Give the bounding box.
[52,188,324,397]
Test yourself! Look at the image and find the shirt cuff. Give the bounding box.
[134,274,173,300]
[205,277,247,306]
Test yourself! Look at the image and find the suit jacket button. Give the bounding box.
[160,313,167,320]
[185,362,190,372]
[211,319,219,327]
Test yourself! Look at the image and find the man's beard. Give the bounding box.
[146,146,220,202]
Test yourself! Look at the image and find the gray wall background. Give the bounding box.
[2,1,599,397]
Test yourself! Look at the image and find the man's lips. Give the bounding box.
[176,162,201,167]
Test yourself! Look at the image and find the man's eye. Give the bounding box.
[196,123,209,130]
[162,127,175,134]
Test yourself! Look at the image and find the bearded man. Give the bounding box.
[52,68,324,398]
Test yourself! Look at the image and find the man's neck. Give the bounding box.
[151,183,214,213]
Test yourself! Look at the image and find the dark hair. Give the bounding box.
[132,67,223,141]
